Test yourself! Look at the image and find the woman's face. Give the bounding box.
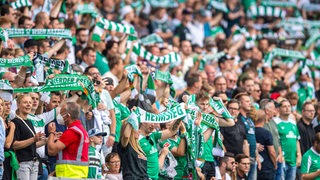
[110,43,118,55]
[18,96,32,115]
[107,156,121,173]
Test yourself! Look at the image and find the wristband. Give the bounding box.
[110,133,116,138]
[49,132,55,136]
[179,133,186,138]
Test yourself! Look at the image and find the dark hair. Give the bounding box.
[227,99,240,109]
[51,91,61,97]
[241,76,254,85]
[81,47,95,58]
[83,65,98,75]
[104,40,118,56]
[64,19,77,29]
[0,17,11,27]
[235,154,249,163]
[76,27,87,36]
[18,16,31,27]
[302,101,314,111]
[105,152,120,163]
[37,39,50,47]
[186,73,201,88]
[107,54,121,70]
[214,91,226,97]
[219,152,235,167]
[0,5,11,16]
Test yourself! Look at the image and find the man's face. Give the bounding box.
[226,157,236,172]
[265,102,276,118]
[193,77,202,91]
[77,30,88,44]
[240,95,252,112]
[214,78,227,93]
[205,65,216,83]
[228,102,240,118]
[244,80,255,94]
[197,99,209,112]
[261,79,272,93]
[263,67,273,79]
[180,41,192,56]
[259,39,269,52]
[30,92,40,110]
[43,14,50,28]
[141,123,155,134]
[40,41,50,54]
[226,73,237,90]
[23,19,33,29]
[4,101,11,116]
[84,50,96,66]
[47,94,61,111]
[88,67,101,80]
[279,101,291,117]
[51,19,60,29]
[238,158,250,174]
[25,45,38,53]
[302,104,315,121]
[7,7,16,23]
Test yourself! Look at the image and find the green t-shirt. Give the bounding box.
[160,138,188,180]
[94,52,109,75]
[201,135,214,162]
[113,99,130,142]
[139,131,162,179]
[88,146,102,179]
[274,117,300,166]
[300,147,320,180]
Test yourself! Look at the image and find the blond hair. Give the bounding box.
[121,121,145,157]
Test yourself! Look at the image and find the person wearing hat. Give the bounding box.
[87,128,107,179]
[216,55,234,77]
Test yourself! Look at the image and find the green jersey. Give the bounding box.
[139,131,162,179]
[201,134,214,162]
[300,147,320,180]
[94,52,109,75]
[113,98,130,142]
[160,137,188,180]
[274,117,300,166]
[88,146,103,179]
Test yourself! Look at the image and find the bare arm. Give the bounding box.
[4,122,15,149]
[218,117,235,127]
[243,140,250,157]
[158,146,169,169]
[161,120,181,141]
[12,137,35,150]
[50,0,63,18]
[203,128,214,142]
[284,62,300,84]
[12,66,28,88]
[47,39,66,58]
[302,170,320,180]
[118,35,128,54]
[120,122,133,148]
[210,13,223,26]
[296,140,302,167]
[171,124,187,157]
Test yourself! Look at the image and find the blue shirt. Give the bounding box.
[238,114,257,158]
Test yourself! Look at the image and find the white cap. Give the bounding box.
[120,5,133,19]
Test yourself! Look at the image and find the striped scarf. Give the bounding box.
[11,0,32,9]
[5,28,72,39]
[247,5,286,19]
[75,3,99,18]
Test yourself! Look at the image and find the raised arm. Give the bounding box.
[47,39,66,58]
[161,119,181,141]
[120,122,133,148]
[50,0,63,18]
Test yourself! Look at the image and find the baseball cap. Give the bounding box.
[88,128,107,137]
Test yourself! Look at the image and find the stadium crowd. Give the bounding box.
[0,0,319,179]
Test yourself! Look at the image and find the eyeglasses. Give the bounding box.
[228,107,239,111]
[109,161,120,165]
[240,162,250,166]
[228,79,237,83]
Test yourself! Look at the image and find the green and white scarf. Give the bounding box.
[11,0,32,9]
[127,103,186,130]
[140,33,163,46]
[92,18,137,42]
[75,3,99,18]
[305,29,320,48]
[146,0,178,8]
[5,28,72,39]
[232,26,255,49]
[0,55,32,67]
[247,5,286,19]
[210,0,229,13]
[0,80,13,90]
[261,1,297,8]
[263,48,305,67]
[132,42,181,64]
[33,53,71,73]
[154,70,176,97]
[125,64,143,99]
